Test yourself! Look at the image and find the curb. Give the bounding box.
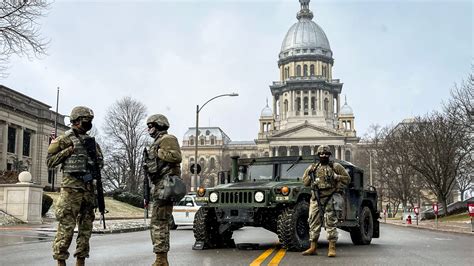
[383,222,473,236]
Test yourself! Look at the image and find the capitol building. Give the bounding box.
[181,0,359,188]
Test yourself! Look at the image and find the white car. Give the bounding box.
[170,194,203,229]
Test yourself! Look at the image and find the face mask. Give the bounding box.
[148,126,158,138]
[80,120,93,132]
[319,156,329,164]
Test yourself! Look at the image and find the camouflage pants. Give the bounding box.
[52,187,96,260]
[150,179,173,253]
[308,196,338,242]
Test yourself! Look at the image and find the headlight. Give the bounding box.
[209,192,219,203]
[254,191,264,202]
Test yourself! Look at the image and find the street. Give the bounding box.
[0,224,472,266]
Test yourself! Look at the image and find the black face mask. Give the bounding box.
[319,156,330,165]
[80,120,93,132]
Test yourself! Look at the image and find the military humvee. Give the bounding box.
[193,155,380,251]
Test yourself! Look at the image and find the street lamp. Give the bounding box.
[192,92,238,191]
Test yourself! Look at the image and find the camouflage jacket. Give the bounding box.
[146,131,182,182]
[46,129,103,189]
[302,162,350,198]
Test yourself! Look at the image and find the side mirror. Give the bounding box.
[186,203,193,207]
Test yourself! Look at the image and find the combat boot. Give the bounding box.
[76,257,85,266]
[57,260,66,266]
[328,240,336,257]
[301,240,318,256]
[152,252,169,266]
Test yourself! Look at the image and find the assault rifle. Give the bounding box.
[83,138,107,229]
[309,170,325,229]
[143,148,151,219]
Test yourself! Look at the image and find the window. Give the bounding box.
[296,65,301,76]
[296,98,301,111]
[189,138,194,146]
[7,163,12,170]
[311,97,316,111]
[209,158,216,170]
[304,97,309,115]
[199,158,205,170]
[7,127,16,153]
[324,98,329,112]
[200,138,204,146]
[303,65,308,77]
[322,65,327,77]
[206,130,210,136]
[345,150,351,162]
[210,136,215,145]
[23,131,31,156]
[310,65,315,76]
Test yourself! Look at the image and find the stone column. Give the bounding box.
[337,94,340,116]
[341,146,345,161]
[310,145,315,155]
[1,122,8,170]
[275,147,279,157]
[300,91,304,116]
[335,145,340,159]
[286,146,291,156]
[308,90,312,114]
[298,146,303,156]
[17,127,24,159]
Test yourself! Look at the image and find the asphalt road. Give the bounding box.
[0,224,472,265]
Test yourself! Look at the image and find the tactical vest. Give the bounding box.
[62,130,93,176]
[144,134,180,181]
[311,162,336,190]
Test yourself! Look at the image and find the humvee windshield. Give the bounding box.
[247,164,273,181]
[281,163,310,180]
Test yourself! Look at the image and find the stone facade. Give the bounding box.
[0,85,68,187]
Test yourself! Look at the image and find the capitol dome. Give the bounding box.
[279,0,332,60]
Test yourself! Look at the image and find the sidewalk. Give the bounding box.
[383,217,473,235]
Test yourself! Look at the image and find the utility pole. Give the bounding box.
[51,87,59,191]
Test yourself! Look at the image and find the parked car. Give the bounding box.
[170,194,203,229]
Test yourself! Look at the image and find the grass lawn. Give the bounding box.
[45,192,145,219]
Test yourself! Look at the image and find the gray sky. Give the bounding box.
[2,0,472,141]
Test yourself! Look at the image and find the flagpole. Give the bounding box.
[51,87,59,191]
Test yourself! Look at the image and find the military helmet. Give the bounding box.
[70,106,94,121]
[317,145,331,155]
[146,114,169,127]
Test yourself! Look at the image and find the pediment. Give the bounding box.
[272,123,342,139]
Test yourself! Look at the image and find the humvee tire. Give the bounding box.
[350,206,373,245]
[277,201,310,251]
[193,208,233,248]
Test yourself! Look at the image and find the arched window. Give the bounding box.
[296,97,301,111]
[286,68,290,78]
[303,65,308,77]
[322,65,327,77]
[200,137,205,146]
[189,137,194,146]
[311,97,316,111]
[296,65,301,76]
[206,130,210,135]
[210,135,215,145]
[284,99,288,113]
[310,64,315,76]
[304,97,309,115]
[209,158,216,170]
[199,158,206,170]
[324,98,329,112]
[345,150,351,162]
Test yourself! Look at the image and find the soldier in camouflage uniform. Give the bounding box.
[47,106,103,266]
[301,145,350,257]
[144,114,182,266]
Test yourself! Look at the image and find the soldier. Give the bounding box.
[47,106,103,266]
[301,145,350,257]
[143,114,182,266]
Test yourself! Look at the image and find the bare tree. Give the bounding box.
[455,158,473,201]
[0,0,49,76]
[399,112,471,216]
[101,97,148,194]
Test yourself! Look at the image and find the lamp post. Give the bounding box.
[192,93,238,191]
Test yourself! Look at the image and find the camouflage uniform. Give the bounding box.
[144,114,182,255]
[302,160,350,242]
[47,107,103,261]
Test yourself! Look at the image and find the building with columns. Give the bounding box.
[0,85,68,187]
[181,0,359,188]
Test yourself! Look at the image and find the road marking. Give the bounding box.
[249,247,275,266]
[268,248,286,266]
[434,238,452,241]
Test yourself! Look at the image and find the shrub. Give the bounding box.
[42,193,54,216]
[113,191,144,208]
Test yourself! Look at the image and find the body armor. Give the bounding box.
[62,130,94,182]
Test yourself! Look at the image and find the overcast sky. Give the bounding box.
[1,0,472,141]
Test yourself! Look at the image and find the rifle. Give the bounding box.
[143,148,151,220]
[309,170,325,229]
[83,137,107,229]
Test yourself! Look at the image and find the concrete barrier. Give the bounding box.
[0,171,43,224]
